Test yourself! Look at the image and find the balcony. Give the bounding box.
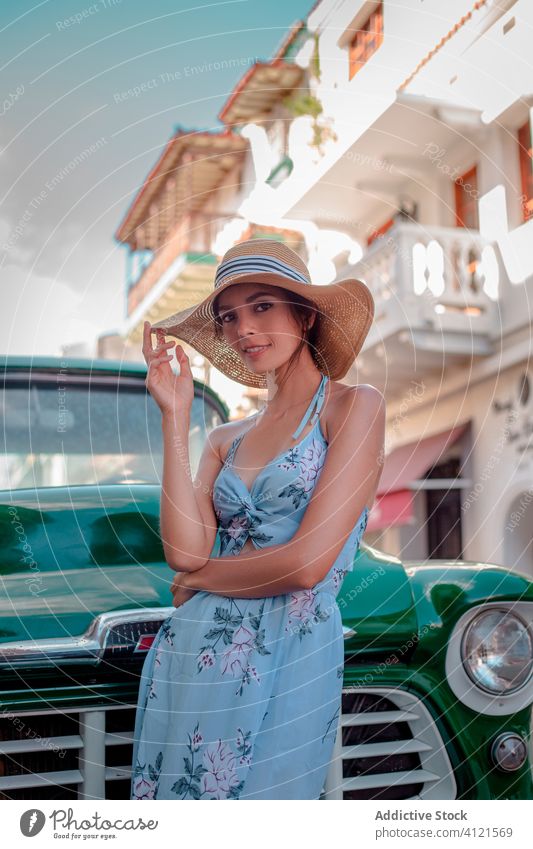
[338,222,502,395]
[124,211,237,343]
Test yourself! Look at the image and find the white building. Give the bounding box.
[233,0,533,575]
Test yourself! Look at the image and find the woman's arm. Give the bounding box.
[182,537,312,597]
[183,385,385,598]
[142,323,219,572]
[160,412,235,572]
[143,322,234,573]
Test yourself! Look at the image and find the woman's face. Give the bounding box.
[215,282,313,375]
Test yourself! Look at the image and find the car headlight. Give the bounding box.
[461,609,533,694]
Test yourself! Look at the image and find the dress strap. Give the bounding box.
[291,373,328,439]
[225,374,328,467]
[224,433,244,468]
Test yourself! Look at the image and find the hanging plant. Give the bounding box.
[281,34,336,155]
[282,91,323,120]
[311,119,337,153]
[282,90,337,155]
[310,31,320,80]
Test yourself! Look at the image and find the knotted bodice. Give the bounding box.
[210,374,369,597]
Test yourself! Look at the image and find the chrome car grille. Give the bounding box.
[321,687,457,800]
[1,687,456,800]
[0,704,135,800]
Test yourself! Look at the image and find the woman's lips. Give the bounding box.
[243,344,271,359]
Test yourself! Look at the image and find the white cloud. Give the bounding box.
[0,264,100,356]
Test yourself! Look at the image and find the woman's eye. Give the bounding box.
[221,302,272,322]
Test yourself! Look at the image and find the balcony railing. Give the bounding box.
[341,222,501,347]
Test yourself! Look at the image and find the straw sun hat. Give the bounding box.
[151,238,374,389]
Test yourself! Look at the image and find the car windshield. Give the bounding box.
[0,377,224,489]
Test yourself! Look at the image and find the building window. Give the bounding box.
[517,117,533,222]
[348,2,384,81]
[454,165,479,229]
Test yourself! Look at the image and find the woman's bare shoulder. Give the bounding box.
[209,414,258,462]
[329,379,382,393]
[329,380,384,403]
[324,381,385,439]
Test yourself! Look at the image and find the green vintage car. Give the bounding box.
[0,356,532,801]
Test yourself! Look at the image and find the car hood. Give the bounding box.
[1,486,418,654]
[337,543,417,653]
[0,485,172,645]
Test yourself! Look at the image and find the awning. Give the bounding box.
[367,422,469,532]
[367,489,415,533]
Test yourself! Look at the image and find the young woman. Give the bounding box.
[130,238,385,800]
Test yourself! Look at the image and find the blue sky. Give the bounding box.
[0,0,311,355]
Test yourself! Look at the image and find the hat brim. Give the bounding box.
[151,271,374,388]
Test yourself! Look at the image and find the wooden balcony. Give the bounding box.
[125,210,238,317]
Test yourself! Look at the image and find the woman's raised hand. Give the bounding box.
[142,320,194,416]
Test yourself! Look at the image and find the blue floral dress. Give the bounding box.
[130,373,369,800]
